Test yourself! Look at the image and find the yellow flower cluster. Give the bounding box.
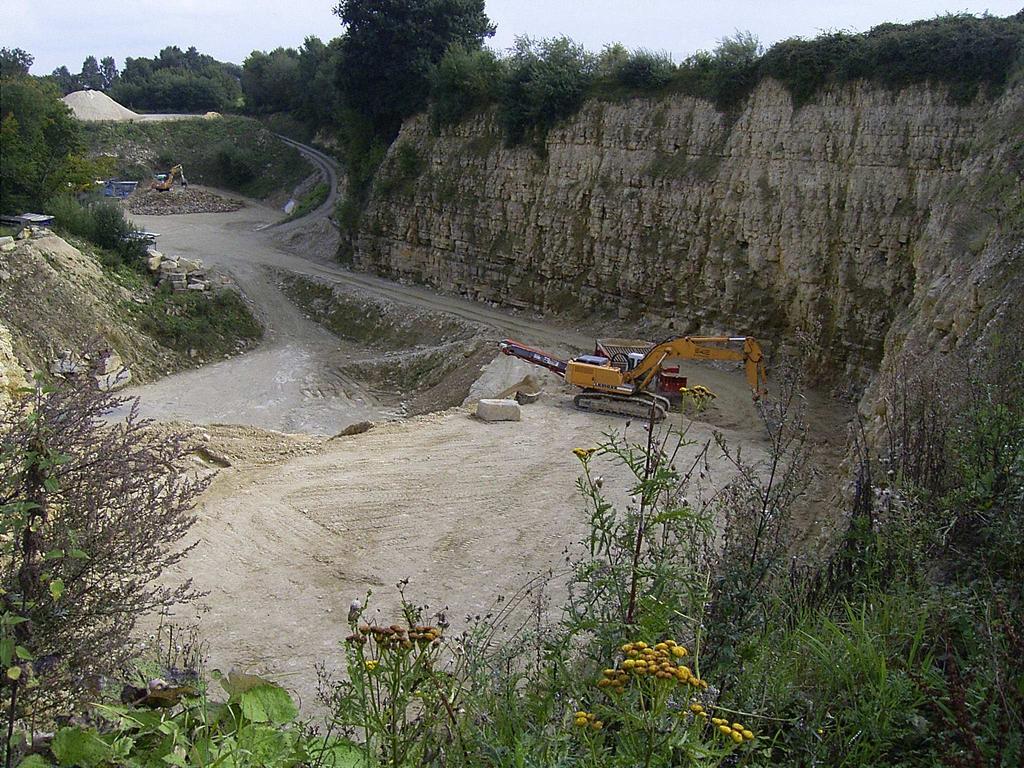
[573,710,603,730]
[711,717,754,744]
[600,640,709,689]
[680,385,717,401]
[346,622,443,650]
[573,447,597,462]
[364,659,380,671]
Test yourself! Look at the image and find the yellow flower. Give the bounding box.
[364,659,379,671]
[718,725,732,736]
[671,646,687,658]
[731,723,743,731]
[573,447,597,461]
[689,703,704,713]
[731,731,744,744]
[742,729,754,740]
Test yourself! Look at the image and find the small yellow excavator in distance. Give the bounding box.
[150,164,187,191]
[499,335,767,421]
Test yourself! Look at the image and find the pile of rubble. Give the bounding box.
[147,249,212,292]
[50,349,131,391]
[127,188,245,216]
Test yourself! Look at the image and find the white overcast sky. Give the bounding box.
[5,1,1022,74]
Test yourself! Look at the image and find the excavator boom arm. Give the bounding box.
[626,336,767,399]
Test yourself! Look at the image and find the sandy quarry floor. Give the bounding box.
[154,393,774,711]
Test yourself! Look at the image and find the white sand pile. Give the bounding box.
[62,90,138,122]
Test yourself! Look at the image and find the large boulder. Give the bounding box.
[476,398,521,422]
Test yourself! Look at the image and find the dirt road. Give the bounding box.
[123,197,595,433]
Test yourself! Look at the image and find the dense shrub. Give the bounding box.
[430,44,504,128]
[498,37,596,146]
[214,141,258,186]
[595,45,677,91]
[760,14,1024,105]
[134,289,262,358]
[0,381,202,721]
[49,195,147,267]
[0,76,95,213]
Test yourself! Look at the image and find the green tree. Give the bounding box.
[429,43,503,127]
[332,0,495,139]
[241,47,302,113]
[499,36,596,145]
[79,55,103,89]
[296,36,343,126]
[99,55,118,90]
[0,77,91,213]
[49,65,79,94]
[0,48,32,78]
[113,46,241,111]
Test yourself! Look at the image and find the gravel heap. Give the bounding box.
[127,188,245,215]
[62,90,138,121]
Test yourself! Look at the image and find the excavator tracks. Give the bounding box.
[573,392,670,422]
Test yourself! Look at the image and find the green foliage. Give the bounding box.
[214,141,258,186]
[285,181,330,221]
[44,675,356,767]
[0,47,33,78]
[48,195,146,267]
[721,360,1024,767]
[499,36,596,147]
[242,48,303,114]
[595,45,677,92]
[375,142,425,196]
[0,76,94,213]
[333,0,495,140]
[244,36,344,127]
[430,44,504,128]
[81,116,308,199]
[760,14,1024,106]
[111,45,242,112]
[129,288,262,360]
[1,380,204,757]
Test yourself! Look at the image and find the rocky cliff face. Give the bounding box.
[354,79,1020,392]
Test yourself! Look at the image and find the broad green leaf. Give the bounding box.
[239,683,298,724]
[15,645,33,660]
[309,738,365,768]
[49,579,65,601]
[219,669,270,697]
[51,727,113,768]
[7,666,22,681]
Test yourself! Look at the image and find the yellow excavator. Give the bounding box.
[499,335,767,421]
[149,164,187,192]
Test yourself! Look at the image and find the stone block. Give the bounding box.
[476,398,521,422]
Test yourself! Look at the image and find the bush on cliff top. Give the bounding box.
[426,11,1023,145]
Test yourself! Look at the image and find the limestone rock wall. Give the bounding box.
[354,79,1002,387]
